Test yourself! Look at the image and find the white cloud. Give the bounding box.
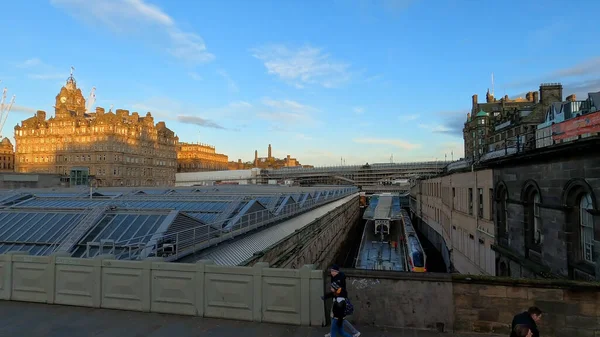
[28,73,68,80]
[176,115,225,130]
[51,0,214,64]
[217,69,239,92]
[400,114,419,121]
[418,123,453,133]
[8,105,38,115]
[353,137,421,150]
[353,107,365,115]
[16,58,42,68]
[251,44,351,88]
[256,98,319,129]
[188,72,202,81]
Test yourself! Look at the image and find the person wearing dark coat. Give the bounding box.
[510,307,542,337]
[322,264,348,299]
[321,265,360,337]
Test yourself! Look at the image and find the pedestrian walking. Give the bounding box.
[321,265,360,337]
[510,307,542,337]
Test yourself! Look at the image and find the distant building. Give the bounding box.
[463,84,563,160]
[14,74,178,187]
[0,138,14,172]
[412,85,600,280]
[177,142,228,172]
[229,144,306,170]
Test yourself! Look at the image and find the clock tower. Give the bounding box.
[55,67,86,119]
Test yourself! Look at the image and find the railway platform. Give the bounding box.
[0,301,503,337]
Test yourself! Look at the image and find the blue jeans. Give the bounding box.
[329,307,359,335]
[342,316,359,334]
[330,318,353,337]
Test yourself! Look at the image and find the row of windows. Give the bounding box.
[177,154,228,161]
[496,184,596,267]
[16,126,176,145]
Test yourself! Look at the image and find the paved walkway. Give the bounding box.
[0,301,495,337]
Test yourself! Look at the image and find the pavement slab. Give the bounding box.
[0,301,501,337]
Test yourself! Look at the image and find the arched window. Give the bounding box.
[580,193,594,263]
[533,193,542,246]
[496,186,509,247]
[524,188,542,254]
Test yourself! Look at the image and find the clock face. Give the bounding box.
[60,96,67,104]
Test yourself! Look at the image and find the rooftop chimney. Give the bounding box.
[268,144,272,159]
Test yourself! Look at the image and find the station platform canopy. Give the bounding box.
[0,185,358,260]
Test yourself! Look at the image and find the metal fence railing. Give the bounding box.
[446,130,595,173]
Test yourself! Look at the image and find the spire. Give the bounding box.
[65,66,77,90]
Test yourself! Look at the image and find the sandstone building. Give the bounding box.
[14,74,178,187]
[177,142,228,172]
[228,144,305,170]
[410,169,496,275]
[0,138,14,172]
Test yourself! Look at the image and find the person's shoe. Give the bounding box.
[324,333,331,337]
[353,333,361,337]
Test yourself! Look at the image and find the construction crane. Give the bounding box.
[85,86,96,113]
[0,82,16,138]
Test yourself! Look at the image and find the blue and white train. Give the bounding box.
[400,210,427,272]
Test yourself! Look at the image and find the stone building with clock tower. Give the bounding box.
[14,74,179,187]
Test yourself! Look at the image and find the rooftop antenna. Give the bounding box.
[491,72,495,96]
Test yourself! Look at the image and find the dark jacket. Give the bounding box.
[510,312,539,337]
[323,271,348,299]
[332,298,347,327]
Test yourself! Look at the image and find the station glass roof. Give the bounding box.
[0,185,358,260]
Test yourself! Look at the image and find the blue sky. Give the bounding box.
[1,0,599,166]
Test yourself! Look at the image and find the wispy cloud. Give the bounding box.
[176,115,225,130]
[507,56,600,89]
[353,137,421,150]
[353,107,365,115]
[365,74,383,83]
[15,58,68,81]
[29,73,68,80]
[418,123,453,133]
[51,0,214,64]
[217,69,239,92]
[131,97,228,130]
[16,58,42,68]
[188,72,202,81]
[251,44,351,88]
[9,105,38,115]
[257,98,319,129]
[551,57,600,78]
[417,110,467,138]
[400,114,419,121]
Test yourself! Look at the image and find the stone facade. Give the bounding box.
[344,270,600,336]
[242,196,360,269]
[0,138,14,172]
[489,137,600,281]
[410,169,496,275]
[13,75,178,187]
[177,142,228,172]
[464,84,563,160]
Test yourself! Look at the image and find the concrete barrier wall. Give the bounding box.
[344,269,600,336]
[242,196,360,269]
[0,252,325,327]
